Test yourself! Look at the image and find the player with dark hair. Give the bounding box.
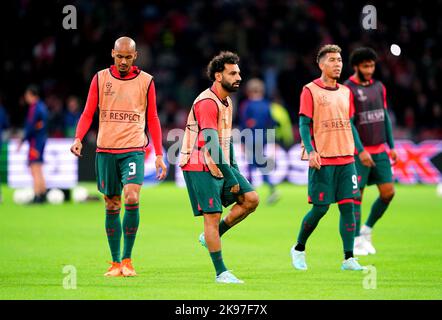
[180,51,260,283]
[17,85,48,204]
[290,44,366,271]
[70,37,167,277]
[345,47,396,255]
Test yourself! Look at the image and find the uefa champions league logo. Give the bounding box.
[319,94,331,107]
[104,82,115,96]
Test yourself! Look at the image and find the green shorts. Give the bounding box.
[95,151,145,196]
[183,167,255,217]
[308,162,360,205]
[355,151,393,189]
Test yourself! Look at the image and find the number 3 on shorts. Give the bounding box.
[129,162,136,176]
[352,175,358,189]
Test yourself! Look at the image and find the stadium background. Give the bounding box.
[0,0,441,184]
[0,0,442,301]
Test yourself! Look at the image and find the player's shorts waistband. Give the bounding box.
[96,147,145,154]
[181,163,210,172]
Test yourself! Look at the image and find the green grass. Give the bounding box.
[0,182,441,300]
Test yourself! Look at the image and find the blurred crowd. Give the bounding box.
[1,0,441,144]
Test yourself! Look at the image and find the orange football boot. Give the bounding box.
[121,258,137,277]
[104,262,122,277]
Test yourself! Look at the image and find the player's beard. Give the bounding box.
[221,79,241,93]
[357,69,370,82]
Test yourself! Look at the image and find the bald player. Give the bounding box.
[70,37,167,277]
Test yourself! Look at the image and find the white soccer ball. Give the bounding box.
[47,188,65,204]
[437,183,442,198]
[72,186,89,203]
[13,188,35,204]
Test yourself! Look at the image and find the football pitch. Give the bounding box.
[1,182,441,300]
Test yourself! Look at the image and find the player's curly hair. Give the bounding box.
[316,44,342,63]
[349,47,378,66]
[207,51,240,81]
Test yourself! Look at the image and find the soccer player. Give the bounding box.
[17,85,48,204]
[239,78,279,204]
[180,51,259,284]
[290,44,366,271]
[344,47,396,255]
[70,37,167,277]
